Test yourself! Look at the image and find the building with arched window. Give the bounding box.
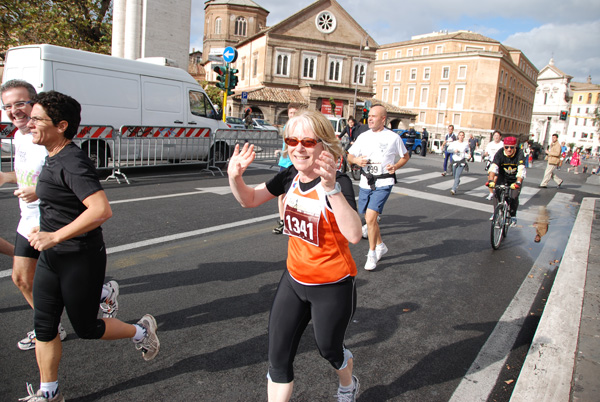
[201,0,415,126]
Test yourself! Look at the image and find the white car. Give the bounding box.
[252,118,277,131]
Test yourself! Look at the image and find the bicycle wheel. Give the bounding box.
[351,164,361,181]
[491,203,505,249]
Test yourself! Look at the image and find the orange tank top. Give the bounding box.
[283,174,357,285]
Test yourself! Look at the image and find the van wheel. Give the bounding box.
[84,140,108,168]
[414,145,421,154]
[210,142,229,166]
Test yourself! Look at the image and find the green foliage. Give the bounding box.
[329,97,336,117]
[0,0,113,56]
[200,80,224,109]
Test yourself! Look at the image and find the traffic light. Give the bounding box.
[559,110,568,120]
[362,108,369,122]
[228,68,239,95]
[213,65,227,90]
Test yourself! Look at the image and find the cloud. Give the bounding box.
[504,21,600,82]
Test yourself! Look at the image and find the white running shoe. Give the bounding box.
[336,375,360,402]
[134,314,160,361]
[100,280,120,318]
[364,253,377,271]
[361,224,368,239]
[375,243,388,261]
[510,217,518,228]
[18,324,66,350]
[485,193,494,201]
[19,383,64,402]
[17,330,36,351]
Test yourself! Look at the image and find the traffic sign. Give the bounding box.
[241,91,248,105]
[223,47,238,63]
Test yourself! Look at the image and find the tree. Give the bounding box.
[200,80,224,110]
[0,0,112,56]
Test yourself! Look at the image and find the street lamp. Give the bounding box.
[352,36,370,116]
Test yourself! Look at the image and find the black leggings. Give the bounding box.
[494,186,521,217]
[268,270,356,383]
[33,243,107,342]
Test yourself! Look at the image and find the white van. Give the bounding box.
[1,44,228,166]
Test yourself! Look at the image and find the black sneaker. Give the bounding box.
[273,220,284,234]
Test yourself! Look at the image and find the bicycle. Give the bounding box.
[490,184,512,250]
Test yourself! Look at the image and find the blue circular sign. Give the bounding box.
[223,47,238,63]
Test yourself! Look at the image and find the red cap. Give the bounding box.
[504,136,517,146]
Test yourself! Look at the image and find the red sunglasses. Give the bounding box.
[284,137,322,148]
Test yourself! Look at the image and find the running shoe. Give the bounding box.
[450,189,456,195]
[375,242,388,261]
[18,325,66,350]
[100,280,120,318]
[364,253,377,271]
[485,193,494,201]
[272,220,284,234]
[361,224,368,239]
[510,217,518,228]
[19,383,64,402]
[134,314,160,361]
[336,375,360,402]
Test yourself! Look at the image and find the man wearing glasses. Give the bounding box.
[347,105,409,271]
[0,80,120,352]
[486,136,526,227]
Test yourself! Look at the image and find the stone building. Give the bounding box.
[531,58,573,149]
[567,77,600,154]
[372,30,538,146]
[201,0,416,127]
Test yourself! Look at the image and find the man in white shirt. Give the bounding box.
[484,131,504,200]
[441,125,456,176]
[347,105,410,271]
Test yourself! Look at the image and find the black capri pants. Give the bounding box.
[268,270,356,383]
[33,242,107,342]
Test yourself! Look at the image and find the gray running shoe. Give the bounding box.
[19,383,64,402]
[134,314,160,361]
[336,375,360,402]
[100,280,119,318]
[273,220,284,234]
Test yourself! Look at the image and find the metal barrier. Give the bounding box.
[1,122,272,184]
[212,128,281,168]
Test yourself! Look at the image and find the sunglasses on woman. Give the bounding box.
[284,137,322,148]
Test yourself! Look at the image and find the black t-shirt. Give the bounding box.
[37,142,104,251]
[265,166,357,211]
[492,149,525,184]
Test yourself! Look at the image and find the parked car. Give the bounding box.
[225,117,245,129]
[393,129,423,154]
[252,118,277,131]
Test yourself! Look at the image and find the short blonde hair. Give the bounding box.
[283,110,343,160]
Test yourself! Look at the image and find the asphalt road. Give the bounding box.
[0,154,595,401]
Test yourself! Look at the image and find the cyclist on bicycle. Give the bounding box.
[485,136,526,227]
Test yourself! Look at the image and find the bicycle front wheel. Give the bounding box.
[491,203,505,249]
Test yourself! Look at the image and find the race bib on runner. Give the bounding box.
[364,163,384,175]
[283,191,321,247]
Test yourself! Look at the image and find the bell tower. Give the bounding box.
[203,0,269,61]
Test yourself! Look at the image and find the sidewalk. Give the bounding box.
[510,196,599,401]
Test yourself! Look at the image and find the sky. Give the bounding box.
[189,0,600,84]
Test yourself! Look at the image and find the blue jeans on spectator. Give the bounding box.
[452,164,465,192]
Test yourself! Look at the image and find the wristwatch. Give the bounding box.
[325,182,342,196]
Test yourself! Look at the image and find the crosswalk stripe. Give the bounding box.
[428,176,478,190]
[398,171,440,183]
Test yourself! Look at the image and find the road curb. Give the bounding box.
[510,197,597,402]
